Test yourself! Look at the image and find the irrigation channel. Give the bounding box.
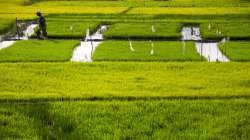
[181,26,229,62]
[71,25,108,62]
[0,23,37,50]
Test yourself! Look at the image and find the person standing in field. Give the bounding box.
[36,11,47,39]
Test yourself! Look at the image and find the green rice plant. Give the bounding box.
[200,22,250,40]
[93,41,201,61]
[0,19,15,35]
[0,99,249,139]
[0,40,79,62]
[47,21,100,38]
[104,23,182,39]
[219,41,250,61]
[0,62,249,100]
[45,14,250,26]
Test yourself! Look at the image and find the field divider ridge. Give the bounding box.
[0,95,250,104]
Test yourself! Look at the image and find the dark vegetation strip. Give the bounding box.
[46,14,250,23]
[104,36,181,40]
[93,59,205,62]
[0,95,250,104]
[120,7,134,14]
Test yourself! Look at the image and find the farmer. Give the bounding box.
[36,11,47,39]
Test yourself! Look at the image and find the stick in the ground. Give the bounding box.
[150,40,154,55]
[129,39,135,52]
[182,40,186,55]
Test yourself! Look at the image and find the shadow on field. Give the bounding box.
[0,95,250,104]
[0,99,250,139]
[0,103,76,139]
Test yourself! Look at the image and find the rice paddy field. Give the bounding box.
[47,21,100,38]
[0,62,249,100]
[0,99,249,139]
[94,41,201,61]
[32,0,250,7]
[200,22,250,40]
[0,40,79,62]
[104,23,182,39]
[219,41,250,61]
[128,7,250,15]
[0,0,250,139]
[0,19,15,35]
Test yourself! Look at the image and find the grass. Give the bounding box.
[0,99,250,139]
[93,41,201,61]
[219,41,250,61]
[128,7,250,15]
[200,22,250,40]
[104,23,182,39]
[46,21,100,38]
[0,62,249,100]
[0,40,79,62]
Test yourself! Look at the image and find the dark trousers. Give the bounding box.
[36,26,47,38]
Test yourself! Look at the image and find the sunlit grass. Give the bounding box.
[0,6,128,14]
[128,7,250,15]
[32,0,250,7]
[0,14,36,20]
[0,62,249,100]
